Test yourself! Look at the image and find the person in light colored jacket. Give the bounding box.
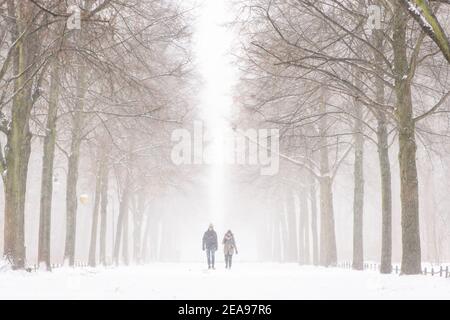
[222,230,238,269]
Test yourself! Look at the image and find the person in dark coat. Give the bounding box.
[223,230,238,269]
[202,223,218,269]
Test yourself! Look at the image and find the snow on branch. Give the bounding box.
[399,0,450,64]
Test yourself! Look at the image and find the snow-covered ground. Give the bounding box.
[0,263,449,300]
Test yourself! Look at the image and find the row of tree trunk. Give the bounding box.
[269,184,319,265]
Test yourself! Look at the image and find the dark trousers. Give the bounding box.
[225,254,233,268]
[206,249,215,267]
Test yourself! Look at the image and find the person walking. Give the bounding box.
[223,230,238,269]
[202,224,218,269]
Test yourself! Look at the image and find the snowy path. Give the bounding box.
[0,263,449,300]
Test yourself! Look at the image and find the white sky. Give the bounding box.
[193,0,238,226]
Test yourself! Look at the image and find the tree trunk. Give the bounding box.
[265,211,273,261]
[272,205,282,262]
[64,61,86,266]
[393,5,421,275]
[113,170,131,265]
[280,206,289,263]
[122,195,130,265]
[299,186,310,265]
[99,162,109,266]
[88,154,105,267]
[141,214,151,263]
[285,189,298,262]
[38,61,60,271]
[113,204,124,266]
[4,117,31,269]
[319,176,337,267]
[133,193,145,264]
[309,170,319,266]
[318,95,337,267]
[3,1,37,269]
[377,110,393,274]
[297,190,305,265]
[373,28,393,274]
[149,217,159,262]
[63,0,95,267]
[352,89,365,271]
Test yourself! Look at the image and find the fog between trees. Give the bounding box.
[0,0,449,276]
